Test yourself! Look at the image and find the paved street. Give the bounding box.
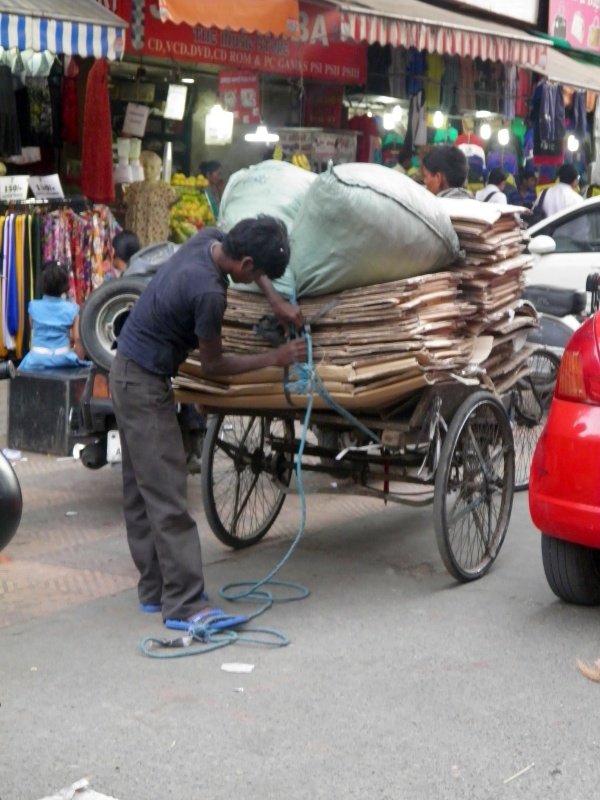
[1,379,600,800]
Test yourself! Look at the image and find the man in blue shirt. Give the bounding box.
[506,169,537,209]
[109,216,306,626]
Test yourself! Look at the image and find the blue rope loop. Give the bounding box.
[140,312,381,659]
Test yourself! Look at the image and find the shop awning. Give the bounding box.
[332,0,548,69]
[534,47,600,92]
[157,0,300,37]
[0,0,127,60]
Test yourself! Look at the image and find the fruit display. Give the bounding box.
[290,151,312,170]
[169,173,216,243]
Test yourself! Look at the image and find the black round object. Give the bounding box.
[0,452,22,551]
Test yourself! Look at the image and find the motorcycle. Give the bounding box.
[0,360,23,552]
[71,242,205,473]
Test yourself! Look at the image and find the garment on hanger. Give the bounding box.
[424,52,444,109]
[406,48,425,97]
[532,81,565,165]
[440,55,460,114]
[515,69,531,118]
[407,90,427,147]
[503,64,517,119]
[0,65,22,157]
[389,47,408,100]
[81,60,115,204]
[459,57,476,111]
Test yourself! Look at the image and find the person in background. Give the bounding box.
[199,160,225,218]
[535,163,583,219]
[475,167,508,204]
[112,230,141,274]
[18,261,90,372]
[421,146,472,199]
[506,169,537,209]
[109,215,306,626]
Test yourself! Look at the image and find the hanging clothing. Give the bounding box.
[406,48,425,97]
[407,91,427,148]
[532,82,565,165]
[0,66,22,157]
[81,60,115,204]
[424,53,444,109]
[503,64,517,119]
[440,55,460,114]
[515,69,531,119]
[389,47,408,100]
[459,57,476,111]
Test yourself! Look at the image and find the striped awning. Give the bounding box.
[158,0,300,37]
[0,0,127,60]
[334,0,548,69]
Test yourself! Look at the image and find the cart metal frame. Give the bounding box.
[199,381,517,583]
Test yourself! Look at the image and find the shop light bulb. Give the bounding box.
[205,104,234,145]
[498,128,510,146]
[181,77,195,84]
[366,110,373,118]
[383,113,395,130]
[567,134,580,152]
[475,110,492,119]
[480,123,492,140]
[433,110,445,129]
[392,104,403,120]
[244,124,280,144]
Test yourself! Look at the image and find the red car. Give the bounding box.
[529,311,600,605]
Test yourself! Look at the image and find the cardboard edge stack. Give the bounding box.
[174,199,538,413]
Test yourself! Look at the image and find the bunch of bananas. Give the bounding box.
[171,173,210,188]
[273,144,283,161]
[290,151,312,170]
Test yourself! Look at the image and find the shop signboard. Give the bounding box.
[444,0,539,24]
[29,175,64,200]
[549,0,600,52]
[0,175,29,202]
[303,84,344,128]
[106,0,366,84]
[218,72,260,125]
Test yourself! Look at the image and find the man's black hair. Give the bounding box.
[557,163,579,185]
[40,260,69,297]
[422,146,468,188]
[519,169,536,183]
[222,215,290,280]
[199,160,222,177]
[488,167,507,186]
[113,230,141,264]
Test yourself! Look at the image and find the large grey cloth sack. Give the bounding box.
[219,160,316,298]
[289,163,460,298]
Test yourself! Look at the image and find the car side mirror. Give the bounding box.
[528,235,557,255]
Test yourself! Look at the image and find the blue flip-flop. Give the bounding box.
[164,607,249,633]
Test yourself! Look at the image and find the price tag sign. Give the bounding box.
[122,102,150,137]
[0,175,29,201]
[28,174,64,200]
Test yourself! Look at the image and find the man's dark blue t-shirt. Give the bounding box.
[117,228,228,376]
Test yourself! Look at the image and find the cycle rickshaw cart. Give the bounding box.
[181,365,525,584]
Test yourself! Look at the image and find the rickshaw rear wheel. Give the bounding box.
[201,413,294,549]
[433,391,514,582]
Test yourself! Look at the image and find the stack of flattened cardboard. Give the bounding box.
[439,198,538,394]
[174,199,538,411]
[174,271,482,410]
